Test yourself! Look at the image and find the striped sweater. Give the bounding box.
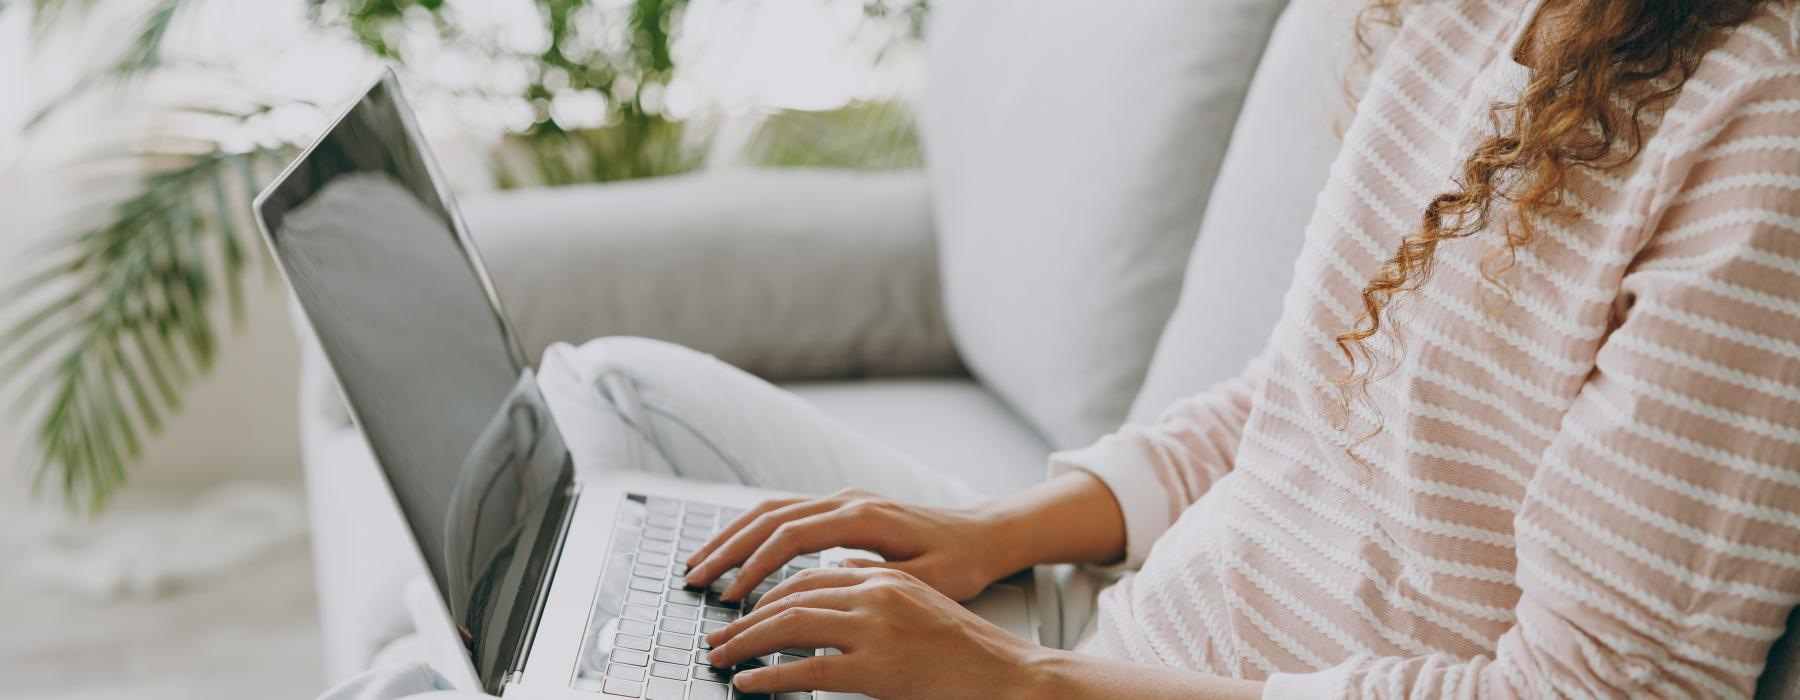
[1052,1,1800,697]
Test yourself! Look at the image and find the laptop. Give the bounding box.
[252,69,1044,699]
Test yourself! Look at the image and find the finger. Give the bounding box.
[753,567,880,618]
[685,497,803,568]
[711,586,864,647]
[685,498,837,587]
[734,656,857,695]
[706,607,858,668]
[724,509,884,600]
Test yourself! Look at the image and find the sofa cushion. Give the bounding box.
[922,0,1290,450]
[782,378,1050,498]
[1129,0,1357,422]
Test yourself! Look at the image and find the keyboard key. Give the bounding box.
[615,633,652,652]
[610,533,641,553]
[676,547,699,560]
[627,589,660,607]
[638,552,672,567]
[660,617,698,635]
[703,607,739,623]
[647,513,679,530]
[690,680,730,700]
[776,654,805,665]
[775,694,813,700]
[781,647,813,657]
[608,663,648,682]
[667,589,704,606]
[611,648,649,667]
[704,592,741,609]
[619,619,656,637]
[701,620,728,635]
[678,536,709,551]
[654,647,689,665]
[665,603,699,620]
[673,562,689,576]
[681,524,715,540]
[641,539,675,555]
[650,661,687,680]
[687,503,717,516]
[657,632,694,650]
[793,554,820,568]
[683,512,714,526]
[646,497,680,515]
[644,677,685,700]
[633,563,666,579]
[643,525,677,542]
[697,634,713,650]
[694,663,733,684]
[623,604,657,622]
[600,677,641,697]
[630,576,664,594]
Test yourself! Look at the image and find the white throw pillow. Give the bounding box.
[1129,0,1358,422]
[923,0,1291,449]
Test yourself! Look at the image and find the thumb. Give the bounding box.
[840,557,928,579]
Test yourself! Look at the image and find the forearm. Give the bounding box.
[974,471,1127,578]
[1017,648,1263,700]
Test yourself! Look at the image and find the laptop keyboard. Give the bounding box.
[574,494,821,699]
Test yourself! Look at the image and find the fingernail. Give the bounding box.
[707,649,722,665]
[733,670,761,689]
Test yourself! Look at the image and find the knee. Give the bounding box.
[577,336,716,385]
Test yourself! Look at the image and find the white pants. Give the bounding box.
[321,337,1103,700]
[536,337,990,509]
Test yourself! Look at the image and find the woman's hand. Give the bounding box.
[683,488,1014,602]
[704,567,1047,699]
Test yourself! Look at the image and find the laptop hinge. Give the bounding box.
[499,481,580,691]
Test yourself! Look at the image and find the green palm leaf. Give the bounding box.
[1,147,285,511]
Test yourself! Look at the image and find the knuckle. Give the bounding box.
[771,607,809,626]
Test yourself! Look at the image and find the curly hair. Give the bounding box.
[1329,0,1766,435]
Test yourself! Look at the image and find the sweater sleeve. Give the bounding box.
[1270,62,1800,698]
[1049,350,1271,568]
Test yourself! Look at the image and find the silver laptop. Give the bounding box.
[252,70,1043,699]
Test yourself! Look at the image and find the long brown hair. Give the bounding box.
[1330,0,1766,426]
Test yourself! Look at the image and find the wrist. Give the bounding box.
[1008,647,1081,700]
[966,498,1041,583]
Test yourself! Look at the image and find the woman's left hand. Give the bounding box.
[703,566,1046,699]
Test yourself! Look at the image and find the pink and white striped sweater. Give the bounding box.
[1053,1,1800,697]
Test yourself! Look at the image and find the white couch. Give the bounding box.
[294,0,1800,695]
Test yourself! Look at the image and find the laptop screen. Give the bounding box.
[254,73,573,688]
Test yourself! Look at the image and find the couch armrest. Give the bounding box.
[460,168,961,380]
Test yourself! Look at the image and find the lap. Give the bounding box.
[537,336,985,508]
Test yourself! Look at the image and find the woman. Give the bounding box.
[540,0,1800,697]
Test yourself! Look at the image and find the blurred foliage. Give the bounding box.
[308,0,708,187]
[2,146,288,510]
[7,0,929,511]
[5,0,296,511]
[744,101,921,170]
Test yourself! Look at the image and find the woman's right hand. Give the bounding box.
[682,488,1017,603]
